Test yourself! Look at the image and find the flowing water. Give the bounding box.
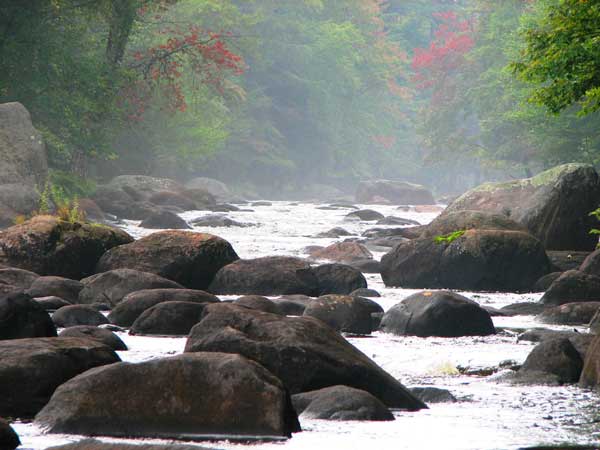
[13,201,600,449]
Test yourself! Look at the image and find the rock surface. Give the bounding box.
[0,291,56,339]
[0,418,20,450]
[312,263,367,295]
[184,303,426,410]
[541,270,600,306]
[26,276,83,303]
[52,304,109,328]
[35,353,300,439]
[59,325,127,351]
[130,301,207,336]
[537,302,600,325]
[139,210,191,230]
[355,180,435,205]
[303,295,378,334]
[308,242,373,263]
[518,338,583,384]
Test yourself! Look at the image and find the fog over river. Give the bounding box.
[14,201,600,450]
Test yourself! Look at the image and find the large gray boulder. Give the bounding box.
[0,184,41,228]
[442,164,600,251]
[185,177,231,202]
[107,175,183,199]
[184,303,426,410]
[355,180,435,205]
[0,102,47,186]
[35,353,300,439]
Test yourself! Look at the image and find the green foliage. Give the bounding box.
[434,230,466,244]
[589,208,600,248]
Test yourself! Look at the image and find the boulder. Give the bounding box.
[0,216,133,279]
[26,276,83,303]
[419,210,526,238]
[0,337,120,418]
[517,329,594,358]
[181,188,216,207]
[0,267,39,289]
[380,291,495,337]
[107,175,183,199]
[0,418,20,450]
[148,191,197,211]
[541,270,600,306]
[518,338,583,384]
[79,269,183,307]
[76,198,106,222]
[355,180,435,205]
[303,295,378,334]
[92,185,155,220]
[96,231,239,290]
[348,259,381,274]
[52,305,109,328]
[0,102,47,186]
[184,303,426,410]
[191,214,248,228]
[35,353,300,439]
[590,310,600,334]
[548,250,591,272]
[35,296,71,310]
[139,210,191,230]
[44,440,214,450]
[205,203,240,212]
[233,295,282,315]
[376,216,420,226]
[0,291,56,339]
[312,263,367,295]
[270,295,313,316]
[209,256,318,296]
[580,249,600,277]
[185,177,231,202]
[350,288,381,298]
[292,385,394,421]
[442,163,600,251]
[580,336,600,388]
[409,387,457,403]
[0,184,40,228]
[59,325,127,351]
[532,272,562,292]
[130,301,207,336]
[537,302,600,325]
[316,227,352,238]
[308,242,373,263]
[345,209,384,221]
[108,288,219,327]
[498,302,545,316]
[380,229,550,292]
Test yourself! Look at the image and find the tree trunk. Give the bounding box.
[105,0,138,68]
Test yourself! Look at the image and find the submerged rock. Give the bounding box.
[292,385,394,421]
[35,353,300,439]
[409,387,457,403]
[380,291,495,337]
[184,303,426,410]
[345,209,385,221]
[517,338,583,385]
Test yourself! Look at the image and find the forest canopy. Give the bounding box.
[1,0,599,197]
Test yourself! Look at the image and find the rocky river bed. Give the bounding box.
[11,201,600,450]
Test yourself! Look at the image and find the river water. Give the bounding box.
[13,201,600,449]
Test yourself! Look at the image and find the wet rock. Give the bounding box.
[0,418,20,450]
[316,227,352,238]
[52,305,109,328]
[108,288,218,327]
[548,250,591,272]
[59,325,127,351]
[205,203,240,212]
[303,295,379,334]
[0,291,56,339]
[589,310,600,334]
[130,301,207,336]
[350,288,381,298]
[313,263,367,295]
[579,248,600,277]
[44,439,214,450]
[148,191,197,211]
[363,226,421,240]
[541,270,600,306]
[181,188,216,208]
[0,337,120,418]
[79,269,183,307]
[355,180,435,205]
[517,338,583,384]
[409,387,457,403]
[191,214,247,227]
[185,303,426,410]
[26,276,83,303]
[139,210,191,230]
[251,201,272,206]
[362,236,409,250]
[347,259,381,274]
[580,336,600,388]
[517,329,594,358]
[380,291,495,337]
[442,163,600,251]
[419,210,526,239]
[376,216,420,226]
[107,175,183,198]
[35,296,71,310]
[537,302,600,325]
[533,272,562,292]
[35,352,300,439]
[292,385,394,421]
[308,242,373,263]
[209,256,318,296]
[185,177,231,202]
[345,209,385,221]
[76,198,106,222]
[0,215,133,279]
[0,267,39,290]
[233,295,282,315]
[271,295,313,316]
[499,302,545,316]
[96,230,239,290]
[380,229,551,292]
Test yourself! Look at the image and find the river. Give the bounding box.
[13,201,600,449]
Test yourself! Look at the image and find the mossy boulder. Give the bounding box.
[0,215,133,279]
[443,163,600,251]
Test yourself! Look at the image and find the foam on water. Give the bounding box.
[12,201,600,449]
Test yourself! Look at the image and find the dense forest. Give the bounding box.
[1,0,599,198]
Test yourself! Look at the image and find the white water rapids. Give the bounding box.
[13,201,600,449]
